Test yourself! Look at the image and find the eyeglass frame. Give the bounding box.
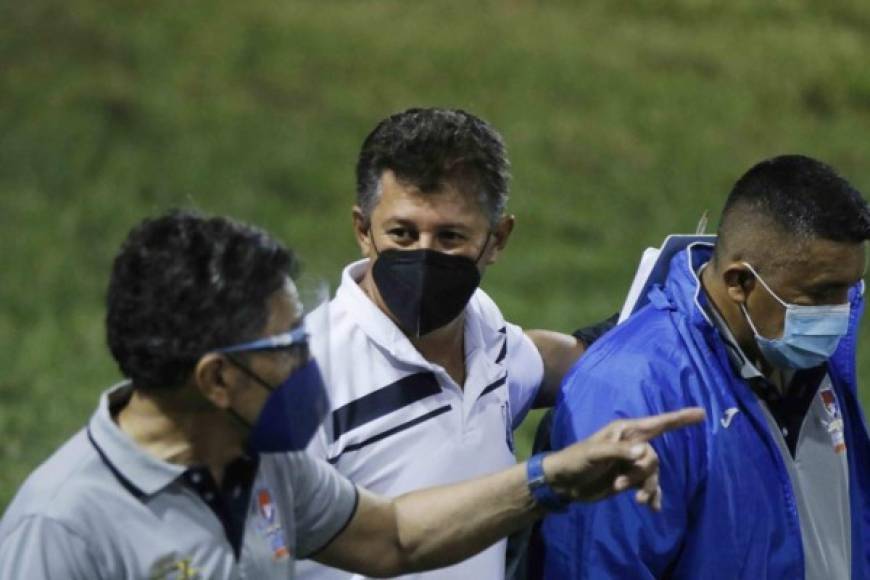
[214,325,309,354]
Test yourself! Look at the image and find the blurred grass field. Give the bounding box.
[3,0,870,509]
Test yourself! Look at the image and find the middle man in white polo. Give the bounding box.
[298,108,597,580]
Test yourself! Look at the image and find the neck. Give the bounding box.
[409,316,465,359]
[701,264,776,380]
[116,387,245,485]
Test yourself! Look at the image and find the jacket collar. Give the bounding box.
[648,241,717,330]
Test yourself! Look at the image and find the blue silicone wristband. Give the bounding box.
[526,452,569,512]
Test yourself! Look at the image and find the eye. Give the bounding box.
[804,285,848,305]
[438,230,467,243]
[387,227,415,242]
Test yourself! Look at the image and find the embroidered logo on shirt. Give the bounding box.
[148,556,200,579]
[819,386,847,455]
[720,407,739,428]
[255,488,290,561]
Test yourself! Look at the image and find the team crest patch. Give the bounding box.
[819,386,847,455]
[255,488,290,561]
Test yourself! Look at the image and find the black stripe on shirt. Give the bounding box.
[327,405,453,464]
[495,334,508,364]
[478,375,508,400]
[331,372,441,440]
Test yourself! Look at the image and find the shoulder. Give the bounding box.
[467,287,506,328]
[566,305,690,386]
[267,451,347,489]
[1,430,110,538]
[555,306,700,437]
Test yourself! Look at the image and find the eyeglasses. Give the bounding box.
[214,326,309,354]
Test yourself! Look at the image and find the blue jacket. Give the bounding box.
[541,244,870,579]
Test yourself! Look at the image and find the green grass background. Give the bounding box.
[3,0,870,509]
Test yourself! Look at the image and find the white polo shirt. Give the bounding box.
[297,259,545,580]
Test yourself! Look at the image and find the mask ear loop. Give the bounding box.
[368,226,381,257]
[742,262,789,308]
[739,263,783,340]
[224,353,276,393]
[473,231,493,265]
[740,303,765,339]
[217,353,278,431]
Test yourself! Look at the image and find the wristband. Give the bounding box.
[526,453,569,512]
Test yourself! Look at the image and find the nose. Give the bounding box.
[416,233,437,251]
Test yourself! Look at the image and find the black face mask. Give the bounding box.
[371,236,489,337]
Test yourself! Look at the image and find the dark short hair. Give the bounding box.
[719,154,870,244]
[355,108,510,224]
[106,210,296,390]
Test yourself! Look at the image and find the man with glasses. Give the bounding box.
[0,210,702,579]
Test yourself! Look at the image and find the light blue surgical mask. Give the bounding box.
[739,263,851,370]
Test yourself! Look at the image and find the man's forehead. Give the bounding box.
[372,170,489,225]
[777,239,866,286]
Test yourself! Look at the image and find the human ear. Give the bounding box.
[352,206,374,258]
[484,214,515,265]
[722,264,756,304]
[193,354,233,410]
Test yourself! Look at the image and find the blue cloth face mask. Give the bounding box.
[740,262,851,370]
[216,327,330,453]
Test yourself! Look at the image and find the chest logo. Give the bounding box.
[819,387,847,455]
[148,556,200,580]
[720,408,739,429]
[255,488,291,561]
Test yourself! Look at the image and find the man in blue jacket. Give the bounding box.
[541,154,870,579]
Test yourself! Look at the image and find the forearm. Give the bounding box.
[315,409,703,577]
[391,462,543,572]
[314,463,543,577]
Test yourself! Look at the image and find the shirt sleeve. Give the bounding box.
[540,353,702,579]
[305,422,331,460]
[0,516,99,580]
[288,452,360,559]
[505,322,545,428]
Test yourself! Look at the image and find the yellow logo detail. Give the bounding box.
[149,556,201,580]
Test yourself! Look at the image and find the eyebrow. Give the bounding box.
[384,218,473,231]
[807,279,860,294]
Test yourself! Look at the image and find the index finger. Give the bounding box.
[621,408,706,442]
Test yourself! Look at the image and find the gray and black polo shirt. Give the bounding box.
[0,383,359,579]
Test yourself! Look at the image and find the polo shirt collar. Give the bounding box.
[87,382,186,497]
